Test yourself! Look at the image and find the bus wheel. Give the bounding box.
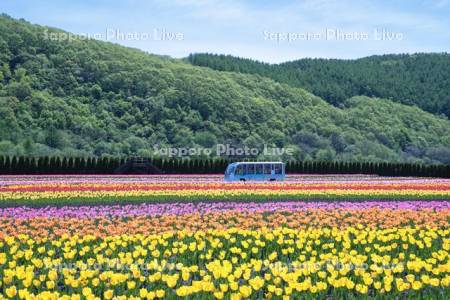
[240,178,246,182]
[269,178,276,181]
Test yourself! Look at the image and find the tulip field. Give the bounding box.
[0,175,449,299]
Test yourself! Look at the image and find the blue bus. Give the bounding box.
[224,162,285,181]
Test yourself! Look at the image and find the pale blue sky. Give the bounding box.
[1,0,449,63]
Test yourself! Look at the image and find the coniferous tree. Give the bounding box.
[10,156,18,174]
[0,156,4,174]
[27,157,35,174]
[44,157,50,174]
[61,157,69,173]
[5,157,12,174]
[56,157,63,173]
[72,157,80,173]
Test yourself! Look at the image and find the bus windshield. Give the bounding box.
[225,165,235,175]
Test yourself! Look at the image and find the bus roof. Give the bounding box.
[229,162,284,165]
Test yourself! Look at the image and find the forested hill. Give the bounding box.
[0,15,450,164]
[187,53,450,118]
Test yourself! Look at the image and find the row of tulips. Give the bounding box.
[0,204,449,239]
[0,189,449,207]
[0,176,449,207]
[2,174,442,185]
[1,200,449,219]
[0,227,449,299]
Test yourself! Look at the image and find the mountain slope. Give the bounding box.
[0,15,450,164]
[188,53,450,118]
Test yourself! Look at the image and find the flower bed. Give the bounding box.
[0,175,449,298]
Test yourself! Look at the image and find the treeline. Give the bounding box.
[286,160,450,178]
[188,53,450,118]
[0,156,449,177]
[0,156,229,175]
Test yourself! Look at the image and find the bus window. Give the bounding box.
[274,164,282,174]
[255,164,263,174]
[236,165,243,175]
[244,165,249,175]
[263,164,271,174]
[246,164,255,174]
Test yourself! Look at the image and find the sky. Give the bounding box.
[1,0,450,63]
